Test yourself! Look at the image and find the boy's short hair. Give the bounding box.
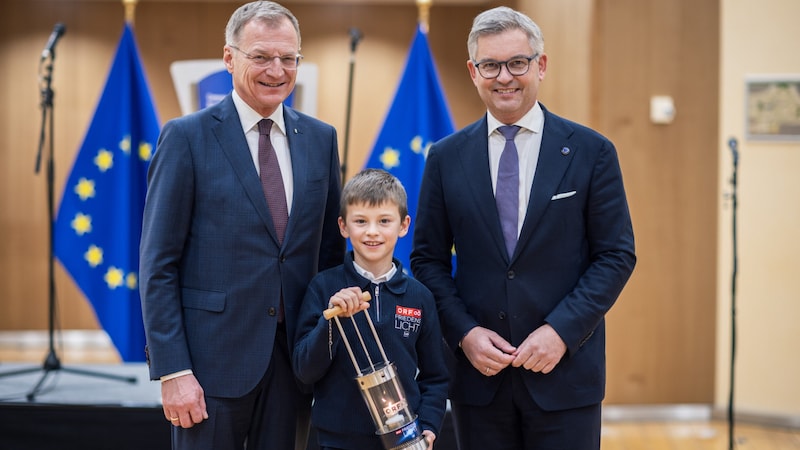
[340,169,408,219]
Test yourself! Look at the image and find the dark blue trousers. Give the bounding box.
[171,325,312,450]
[450,368,601,450]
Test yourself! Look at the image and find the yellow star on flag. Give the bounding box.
[74,178,96,201]
[104,266,125,289]
[84,245,103,268]
[126,272,138,290]
[119,136,131,154]
[410,136,423,153]
[94,149,114,172]
[139,141,153,162]
[380,147,400,170]
[71,212,92,236]
[410,135,432,158]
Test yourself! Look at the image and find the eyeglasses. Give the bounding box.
[472,54,539,79]
[229,45,302,70]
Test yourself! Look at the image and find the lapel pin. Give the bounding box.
[561,147,570,155]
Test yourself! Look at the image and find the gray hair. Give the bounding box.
[225,1,301,49]
[340,169,408,219]
[467,6,544,60]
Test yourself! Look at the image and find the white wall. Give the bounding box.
[716,0,800,419]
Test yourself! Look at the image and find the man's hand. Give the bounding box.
[162,373,208,428]
[511,324,567,374]
[460,327,516,376]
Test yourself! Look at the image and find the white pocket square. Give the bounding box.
[551,191,577,200]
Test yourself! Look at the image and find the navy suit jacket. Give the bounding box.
[140,94,344,398]
[411,105,635,411]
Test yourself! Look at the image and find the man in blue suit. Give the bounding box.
[139,2,344,449]
[411,6,636,449]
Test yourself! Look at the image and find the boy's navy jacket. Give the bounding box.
[293,251,449,450]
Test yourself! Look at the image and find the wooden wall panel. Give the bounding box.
[592,0,720,403]
[519,0,595,125]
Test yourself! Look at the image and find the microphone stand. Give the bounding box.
[341,28,363,185]
[0,40,136,402]
[726,137,739,450]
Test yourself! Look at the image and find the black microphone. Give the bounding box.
[728,137,739,166]
[41,23,66,60]
[349,28,363,53]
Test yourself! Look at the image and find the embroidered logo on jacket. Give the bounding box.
[395,305,421,337]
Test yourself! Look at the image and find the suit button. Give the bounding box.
[280,255,286,263]
[268,307,277,316]
[507,270,515,279]
[498,311,507,320]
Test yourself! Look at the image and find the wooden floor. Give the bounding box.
[601,421,800,449]
[2,330,799,449]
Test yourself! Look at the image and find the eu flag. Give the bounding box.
[54,23,159,362]
[363,24,454,272]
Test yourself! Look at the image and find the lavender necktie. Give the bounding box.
[258,118,288,245]
[496,125,521,258]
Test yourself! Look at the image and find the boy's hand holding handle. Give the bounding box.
[323,291,372,320]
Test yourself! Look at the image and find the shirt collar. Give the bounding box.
[352,260,397,284]
[486,101,544,137]
[232,90,287,136]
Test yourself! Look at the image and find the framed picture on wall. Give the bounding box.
[746,75,800,141]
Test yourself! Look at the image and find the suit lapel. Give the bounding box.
[211,96,281,244]
[517,109,575,253]
[458,118,510,259]
[283,107,306,246]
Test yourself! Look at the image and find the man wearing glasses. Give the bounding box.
[411,6,636,449]
[140,2,344,449]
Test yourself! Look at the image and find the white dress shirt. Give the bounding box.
[486,102,545,237]
[232,90,294,213]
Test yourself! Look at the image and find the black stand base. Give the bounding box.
[0,349,137,401]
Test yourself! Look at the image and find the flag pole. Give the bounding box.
[361,0,454,270]
[417,0,431,34]
[123,0,137,25]
[341,27,363,185]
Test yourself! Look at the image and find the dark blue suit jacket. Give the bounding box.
[140,94,344,398]
[411,105,635,411]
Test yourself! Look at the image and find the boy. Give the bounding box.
[293,169,448,450]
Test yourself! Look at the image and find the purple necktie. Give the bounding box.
[496,125,520,258]
[258,118,288,245]
[258,118,287,322]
